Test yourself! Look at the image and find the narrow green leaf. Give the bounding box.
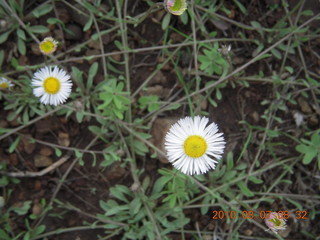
[32,4,53,18]
[27,25,49,33]
[9,136,21,153]
[162,13,171,30]
[236,181,254,197]
[17,37,26,55]
[83,15,93,32]
[16,28,26,40]
[0,31,11,44]
[87,62,98,89]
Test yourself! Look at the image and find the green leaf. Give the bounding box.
[0,50,4,68]
[271,48,282,59]
[27,25,49,33]
[236,181,254,197]
[9,136,21,153]
[0,31,11,44]
[16,28,26,40]
[83,15,93,32]
[180,11,188,25]
[132,140,148,155]
[11,201,32,215]
[47,18,65,25]
[250,21,263,29]
[226,152,234,170]
[33,225,46,236]
[129,198,142,215]
[87,62,98,89]
[17,37,26,55]
[248,176,263,184]
[162,13,171,30]
[302,149,317,165]
[54,148,62,157]
[110,185,131,203]
[234,0,247,15]
[152,176,171,195]
[32,4,53,18]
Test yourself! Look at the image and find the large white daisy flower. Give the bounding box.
[31,66,72,106]
[165,116,226,175]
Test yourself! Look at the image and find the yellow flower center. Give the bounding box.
[43,77,60,94]
[183,135,207,158]
[0,82,9,88]
[171,0,182,11]
[270,218,282,226]
[39,40,56,54]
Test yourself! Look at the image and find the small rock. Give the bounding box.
[251,111,260,123]
[88,40,101,50]
[58,132,70,147]
[35,119,53,134]
[298,97,312,114]
[243,229,253,236]
[150,70,167,85]
[0,120,8,128]
[65,24,83,40]
[34,180,42,191]
[69,4,90,27]
[57,7,70,24]
[85,49,100,64]
[158,56,171,70]
[9,154,18,166]
[18,55,29,66]
[145,85,164,97]
[21,134,36,154]
[170,32,184,43]
[151,118,178,163]
[232,56,245,65]
[105,161,126,181]
[34,154,53,168]
[111,51,122,61]
[32,202,43,216]
[30,43,42,55]
[39,147,53,157]
[308,114,318,127]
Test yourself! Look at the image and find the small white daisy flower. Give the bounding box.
[265,212,287,234]
[31,66,72,106]
[0,77,14,89]
[165,116,226,175]
[164,0,187,16]
[39,37,58,55]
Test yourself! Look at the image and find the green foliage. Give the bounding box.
[296,131,320,169]
[97,77,131,120]
[98,182,190,240]
[138,95,160,113]
[198,42,229,76]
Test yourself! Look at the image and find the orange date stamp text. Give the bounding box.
[212,210,308,220]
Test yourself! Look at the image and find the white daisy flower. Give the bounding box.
[0,77,14,89]
[164,0,187,16]
[265,212,287,234]
[39,37,58,55]
[165,116,226,175]
[31,66,72,106]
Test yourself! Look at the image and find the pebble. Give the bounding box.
[34,154,53,168]
[65,24,83,40]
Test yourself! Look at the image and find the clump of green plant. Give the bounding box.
[296,131,320,169]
